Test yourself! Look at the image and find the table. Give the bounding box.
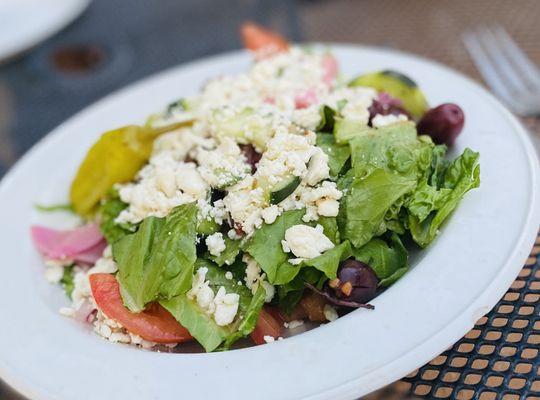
[1,0,538,398]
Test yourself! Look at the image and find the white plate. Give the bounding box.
[0,0,90,64]
[0,45,538,400]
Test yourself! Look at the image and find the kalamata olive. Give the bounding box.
[239,144,262,173]
[417,103,465,145]
[329,259,379,304]
[368,92,410,125]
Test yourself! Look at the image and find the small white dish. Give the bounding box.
[0,0,91,64]
[0,45,538,400]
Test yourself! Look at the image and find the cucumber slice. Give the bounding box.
[270,176,301,204]
[333,118,375,144]
[349,70,429,119]
[211,108,273,150]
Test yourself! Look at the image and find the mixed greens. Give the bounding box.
[32,26,479,353]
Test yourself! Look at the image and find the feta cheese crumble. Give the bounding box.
[371,113,408,127]
[282,224,334,263]
[187,267,240,326]
[243,254,275,303]
[324,304,339,322]
[116,152,208,224]
[263,335,275,343]
[205,232,226,257]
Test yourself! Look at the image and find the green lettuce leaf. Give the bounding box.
[340,168,416,248]
[379,267,408,287]
[277,267,323,314]
[316,105,337,132]
[244,209,305,283]
[352,233,408,284]
[98,190,136,244]
[406,182,451,223]
[273,261,301,285]
[316,133,351,179]
[317,216,340,244]
[208,236,241,266]
[303,241,352,279]
[60,265,75,298]
[113,203,198,312]
[409,148,480,247]
[339,122,441,248]
[429,144,450,188]
[161,259,265,352]
[35,203,73,213]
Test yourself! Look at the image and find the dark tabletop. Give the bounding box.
[1,1,539,399]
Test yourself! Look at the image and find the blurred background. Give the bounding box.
[1,0,539,399]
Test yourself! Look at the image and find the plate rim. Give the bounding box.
[0,0,91,64]
[0,43,538,400]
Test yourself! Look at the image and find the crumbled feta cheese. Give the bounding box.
[227,229,242,240]
[305,147,330,186]
[116,152,208,224]
[299,181,342,222]
[152,127,213,161]
[325,87,377,124]
[255,128,316,187]
[324,304,339,322]
[282,224,334,259]
[197,198,227,225]
[205,232,226,257]
[263,335,275,343]
[285,320,304,329]
[44,264,64,284]
[59,307,76,317]
[225,271,233,280]
[213,287,240,326]
[242,254,275,303]
[187,267,240,326]
[316,198,340,217]
[195,137,251,188]
[93,310,159,348]
[371,113,408,128]
[222,176,266,235]
[261,205,280,224]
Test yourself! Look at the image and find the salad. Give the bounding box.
[31,23,480,352]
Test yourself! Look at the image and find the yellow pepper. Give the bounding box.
[70,121,190,216]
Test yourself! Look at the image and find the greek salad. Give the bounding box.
[31,23,480,352]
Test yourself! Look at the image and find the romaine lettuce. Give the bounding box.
[113,203,198,312]
[352,233,408,286]
[316,133,351,179]
[244,209,305,283]
[98,190,136,244]
[161,259,265,352]
[408,148,480,247]
[208,236,241,266]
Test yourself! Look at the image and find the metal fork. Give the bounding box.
[463,26,540,116]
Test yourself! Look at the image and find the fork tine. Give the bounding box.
[476,28,527,93]
[492,26,540,88]
[462,32,514,104]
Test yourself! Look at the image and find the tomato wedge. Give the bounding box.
[250,306,284,345]
[89,273,192,344]
[240,22,289,57]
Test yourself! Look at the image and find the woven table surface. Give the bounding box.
[0,0,539,399]
[300,1,540,398]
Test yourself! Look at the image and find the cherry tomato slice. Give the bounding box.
[250,306,284,345]
[240,22,289,58]
[89,273,192,344]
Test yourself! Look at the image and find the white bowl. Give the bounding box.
[0,45,538,400]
